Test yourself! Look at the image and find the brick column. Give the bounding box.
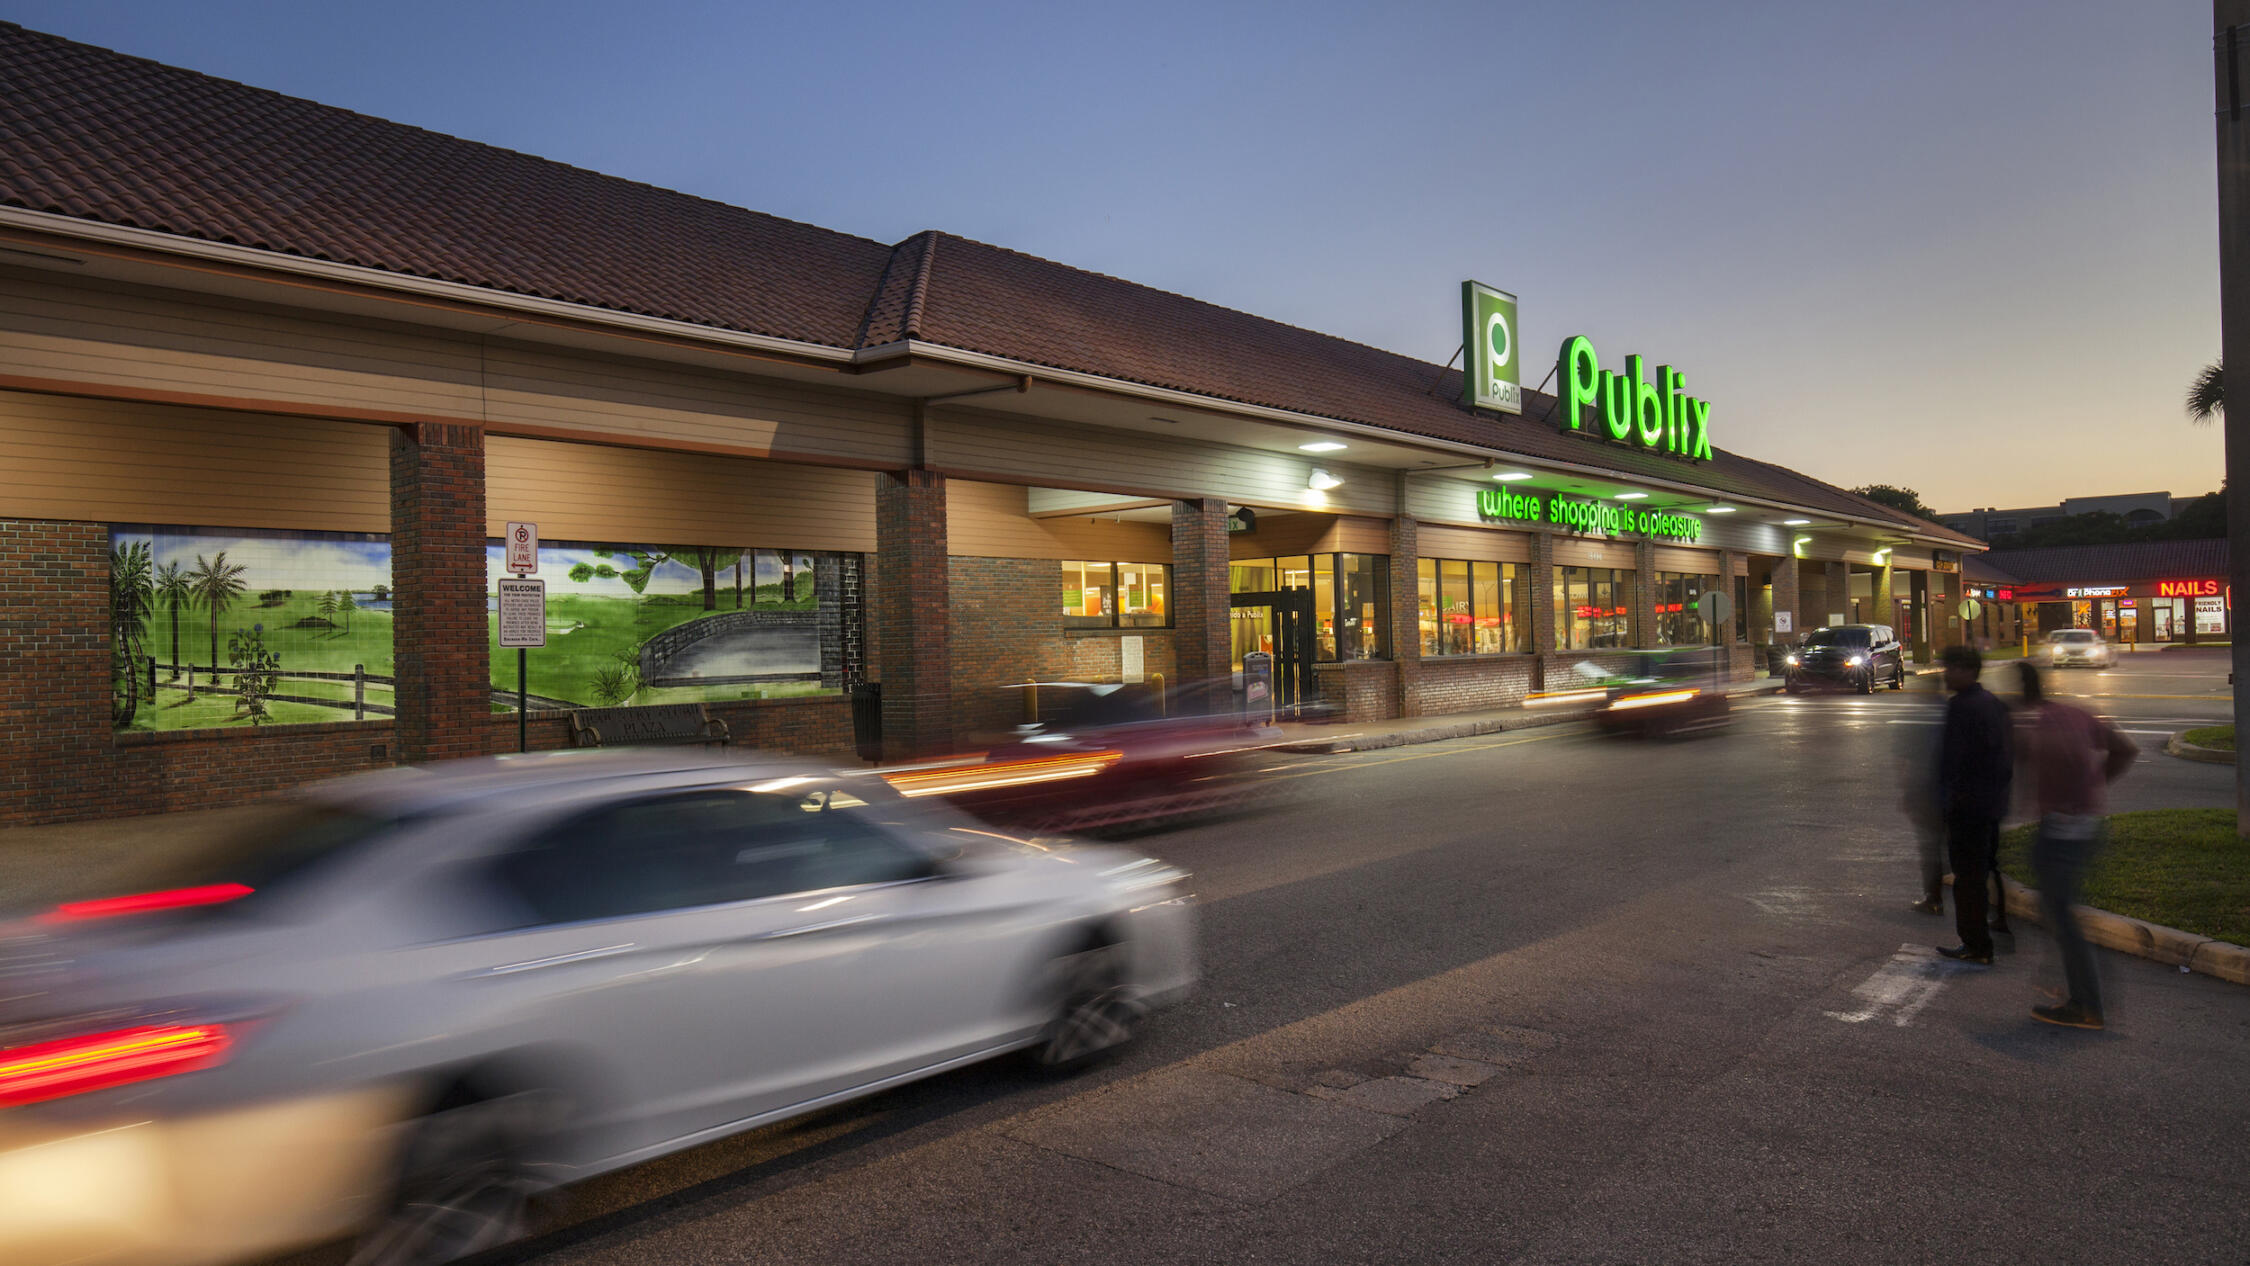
[877,469,950,758]
[1772,554,1802,650]
[1170,497,1232,702]
[1823,561,1849,629]
[1529,530,1558,691]
[0,520,124,825]
[1631,538,1659,648]
[1389,513,1422,716]
[1927,569,1955,654]
[390,422,488,765]
[1871,556,1896,631]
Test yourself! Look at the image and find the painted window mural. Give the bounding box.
[109,527,394,731]
[484,542,860,712]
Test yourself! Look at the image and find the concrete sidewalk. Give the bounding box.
[1266,676,1785,755]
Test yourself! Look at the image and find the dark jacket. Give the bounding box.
[1938,682,2014,821]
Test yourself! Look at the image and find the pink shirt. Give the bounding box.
[2022,702,2123,818]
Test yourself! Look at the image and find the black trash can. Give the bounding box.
[850,681,883,763]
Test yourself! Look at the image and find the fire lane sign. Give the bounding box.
[498,577,546,648]
[506,521,538,574]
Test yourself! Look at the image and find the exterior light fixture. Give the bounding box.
[1614,492,1648,501]
[1307,468,1343,492]
[1782,518,1811,526]
[1873,547,1893,563]
[1793,535,1813,558]
[1491,471,1535,482]
[1705,505,1736,514]
[1298,440,1347,453]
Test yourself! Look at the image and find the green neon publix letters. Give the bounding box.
[1557,336,1713,461]
[1475,488,1701,543]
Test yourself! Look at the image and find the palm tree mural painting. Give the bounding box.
[110,539,153,727]
[154,559,191,681]
[2188,360,2223,423]
[187,551,248,697]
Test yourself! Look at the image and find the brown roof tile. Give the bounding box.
[0,22,1981,545]
[1978,539,2228,585]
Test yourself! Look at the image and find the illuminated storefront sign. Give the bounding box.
[1477,487,1702,542]
[1461,281,1522,415]
[2158,579,2222,598]
[2066,585,2128,598]
[1555,335,1714,462]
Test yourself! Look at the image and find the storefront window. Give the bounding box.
[1061,561,1169,629]
[1239,552,1389,661]
[1655,572,1717,646]
[1555,567,1633,650]
[1418,557,1529,656]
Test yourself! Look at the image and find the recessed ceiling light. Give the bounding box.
[1782,518,1811,526]
[1615,492,1649,501]
[1298,440,1347,453]
[1706,505,1736,514]
[1492,471,1535,482]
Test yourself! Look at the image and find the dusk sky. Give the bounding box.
[11,1,2225,511]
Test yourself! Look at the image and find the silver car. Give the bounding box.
[2045,628,2113,668]
[0,750,1196,1266]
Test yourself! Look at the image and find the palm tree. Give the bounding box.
[109,540,153,727]
[2188,360,2223,423]
[187,551,248,693]
[153,559,192,682]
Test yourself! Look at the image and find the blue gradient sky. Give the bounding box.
[11,1,2225,509]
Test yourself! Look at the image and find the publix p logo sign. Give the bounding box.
[1461,280,1522,415]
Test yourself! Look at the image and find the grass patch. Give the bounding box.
[122,685,371,731]
[2000,808,2250,945]
[2182,725,2235,752]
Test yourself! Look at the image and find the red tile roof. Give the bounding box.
[0,22,1978,544]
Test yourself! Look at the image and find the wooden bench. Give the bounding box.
[567,703,731,749]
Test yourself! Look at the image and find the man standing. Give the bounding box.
[2014,662,2137,1029]
[1935,646,2012,964]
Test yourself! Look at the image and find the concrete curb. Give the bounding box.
[1957,877,2250,987]
[1272,681,1785,754]
[2164,732,2236,765]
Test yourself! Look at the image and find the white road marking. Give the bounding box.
[1824,944,1955,1027]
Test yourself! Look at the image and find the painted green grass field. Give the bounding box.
[488,589,828,708]
[140,592,394,679]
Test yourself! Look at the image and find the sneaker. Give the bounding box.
[1911,898,1944,915]
[2031,1002,2104,1030]
[1936,944,1994,965]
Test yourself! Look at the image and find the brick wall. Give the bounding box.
[1411,656,1536,715]
[948,556,1178,738]
[389,423,489,764]
[1314,659,1400,721]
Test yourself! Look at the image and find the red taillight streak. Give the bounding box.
[42,883,254,922]
[0,1024,233,1108]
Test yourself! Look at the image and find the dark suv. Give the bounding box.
[1783,624,1905,694]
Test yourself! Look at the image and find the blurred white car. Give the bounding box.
[0,751,1195,1266]
[2045,628,2113,668]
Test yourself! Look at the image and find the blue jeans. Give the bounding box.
[2032,816,2104,1016]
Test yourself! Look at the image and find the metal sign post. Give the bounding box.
[497,576,545,752]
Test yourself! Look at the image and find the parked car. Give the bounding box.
[2044,627,2114,668]
[0,751,1196,1266]
[1782,624,1906,694]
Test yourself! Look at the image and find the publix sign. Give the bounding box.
[1556,335,1714,462]
[1477,487,1702,542]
